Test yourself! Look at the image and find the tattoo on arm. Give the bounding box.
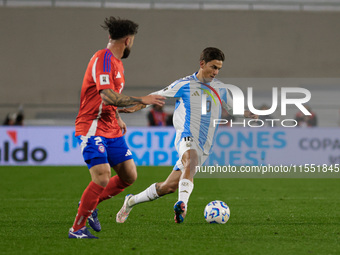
[100,89,142,107]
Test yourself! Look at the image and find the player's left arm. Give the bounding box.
[115,109,127,134]
[222,88,258,119]
[221,88,234,115]
[244,110,258,119]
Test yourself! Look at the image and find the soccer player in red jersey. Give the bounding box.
[68,17,165,239]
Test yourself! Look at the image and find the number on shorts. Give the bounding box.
[94,137,102,146]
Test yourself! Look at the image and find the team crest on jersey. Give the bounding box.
[98,145,105,153]
[100,74,110,85]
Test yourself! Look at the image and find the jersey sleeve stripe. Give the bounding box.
[103,51,108,72]
[107,53,112,72]
[103,51,113,73]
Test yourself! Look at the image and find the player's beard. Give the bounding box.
[122,47,131,59]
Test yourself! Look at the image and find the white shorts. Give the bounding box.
[173,137,209,171]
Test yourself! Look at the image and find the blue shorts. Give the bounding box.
[77,135,133,169]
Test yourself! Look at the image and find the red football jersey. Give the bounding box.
[75,48,125,138]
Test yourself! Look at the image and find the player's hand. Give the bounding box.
[117,118,127,135]
[141,95,165,106]
[244,110,258,119]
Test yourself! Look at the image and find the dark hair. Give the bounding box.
[101,17,139,40]
[200,47,225,63]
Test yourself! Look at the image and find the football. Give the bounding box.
[204,200,230,224]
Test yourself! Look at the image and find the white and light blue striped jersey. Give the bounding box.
[152,72,234,154]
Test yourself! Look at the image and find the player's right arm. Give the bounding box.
[150,81,183,98]
[100,89,165,107]
[118,80,185,113]
[91,50,165,107]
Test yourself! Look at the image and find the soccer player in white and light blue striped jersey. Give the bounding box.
[116,47,257,223]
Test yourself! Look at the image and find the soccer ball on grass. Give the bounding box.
[204,200,230,224]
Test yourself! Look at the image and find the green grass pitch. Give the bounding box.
[0,166,340,254]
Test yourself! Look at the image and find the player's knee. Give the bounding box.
[127,173,137,185]
[124,171,137,185]
[96,175,110,187]
[183,160,198,171]
[90,166,111,187]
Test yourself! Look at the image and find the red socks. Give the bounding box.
[72,176,131,231]
[98,175,131,203]
[72,181,104,231]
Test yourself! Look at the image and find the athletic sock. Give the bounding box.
[178,179,194,206]
[72,181,104,232]
[98,175,131,203]
[128,183,159,206]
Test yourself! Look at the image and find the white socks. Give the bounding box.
[127,179,194,207]
[128,183,159,207]
[178,179,194,205]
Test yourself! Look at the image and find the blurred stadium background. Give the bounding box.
[1,2,340,254]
